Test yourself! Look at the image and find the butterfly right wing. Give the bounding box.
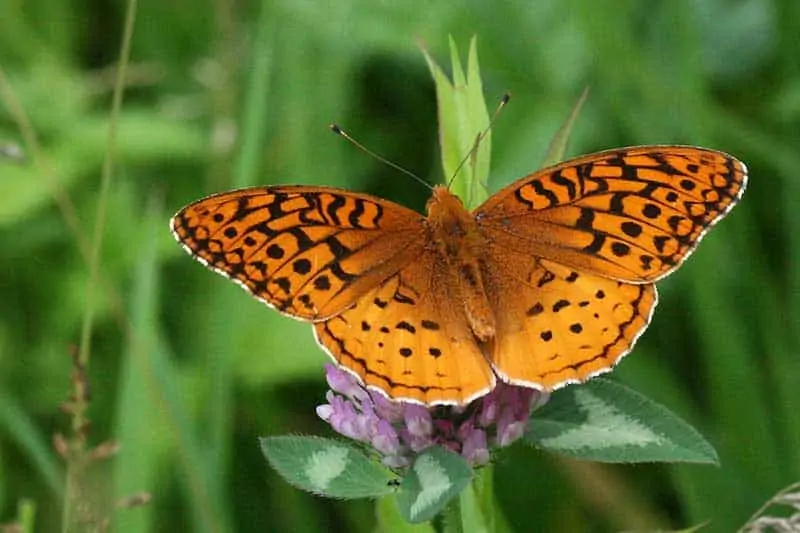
[171,185,427,321]
[475,146,746,283]
[482,251,657,391]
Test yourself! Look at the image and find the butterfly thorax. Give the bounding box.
[426,186,496,341]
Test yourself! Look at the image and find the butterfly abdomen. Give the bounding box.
[426,186,496,341]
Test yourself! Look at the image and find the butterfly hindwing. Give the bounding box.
[313,248,496,406]
[482,252,658,389]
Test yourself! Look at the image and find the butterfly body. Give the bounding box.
[426,186,496,341]
[172,146,747,406]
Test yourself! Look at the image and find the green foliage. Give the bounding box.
[540,87,589,168]
[528,379,719,464]
[0,0,798,531]
[424,36,491,208]
[395,447,473,524]
[260,436,397,499]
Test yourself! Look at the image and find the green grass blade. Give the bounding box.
[113,194,163,533]
[233,0,275,190]
[541,87,589,167]
[0,393,63,496]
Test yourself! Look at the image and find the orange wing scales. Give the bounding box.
[477,146,747,282]
[484,256,657,389]
[313,253,496,405]
[171,186,425,320]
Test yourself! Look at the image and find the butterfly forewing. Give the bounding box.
[475,146,747,283]
[171,185,426,320]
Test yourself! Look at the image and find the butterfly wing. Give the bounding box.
[314,248,496,406]
[476,146,747,283]
[171,185,426,320]
[476,145,743,390]
[482,253,657,390]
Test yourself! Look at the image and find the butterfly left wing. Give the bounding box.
[171,185,426,320]
[314,247,496,406]
[476,146,747,283]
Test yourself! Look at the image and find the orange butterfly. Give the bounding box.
[171,146,747,406]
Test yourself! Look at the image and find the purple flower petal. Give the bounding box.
[324,363,359,396]
[462,428,490,466]
[400,427,435,453]
[329,398,363,441]
[323,363,371,404]
[440,440,460,453]
[457,418,476,441]
[316,404,333,422]
[477,394,499,427]
[496,409,527,447]
[370,391,405,423]
[355,410,380,441]
[318,367,546,471]
[371,420,401,455]
[404,404,433,438]
[497,421,525,447]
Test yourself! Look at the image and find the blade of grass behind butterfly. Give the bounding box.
[67,0,135,528]
[201,0,274,495]
[669,108,800,528]
[666,200,780,531]
[115,192,230,533]
[0,392,63,497]
[232,3,274,191]
[422,36,491,209]
[540,87,589,167]
[113,192,164,533]
[707,107,800,476]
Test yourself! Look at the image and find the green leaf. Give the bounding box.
[540,86,589,167]
[375,497,436,533]
[457,465,511,533]
[422,36,491,209]
[457,482,486,533]
[395,446,473,524]
[526,379,719,464]
[260,436,396,499]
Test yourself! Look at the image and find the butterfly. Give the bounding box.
[171,146,747,406]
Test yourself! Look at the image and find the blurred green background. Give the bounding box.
[1,0,798,531]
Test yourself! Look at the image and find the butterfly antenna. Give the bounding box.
[446,93,510,189]
[330,124,433,191]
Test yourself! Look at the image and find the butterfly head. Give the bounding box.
[426,185,467,218]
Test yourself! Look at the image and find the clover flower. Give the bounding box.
[316,363,548,469]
